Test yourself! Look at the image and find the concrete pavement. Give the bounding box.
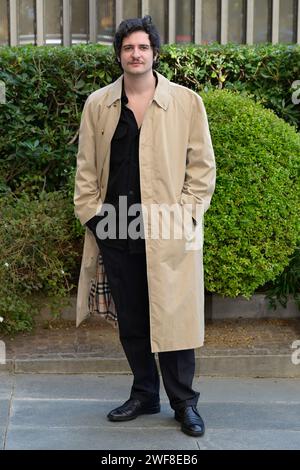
[1,374,300,450]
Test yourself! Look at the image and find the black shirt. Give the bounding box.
[86,78,157,253]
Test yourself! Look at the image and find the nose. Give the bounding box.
[131,47,141,59]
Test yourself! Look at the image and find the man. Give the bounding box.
[74,16,216,437]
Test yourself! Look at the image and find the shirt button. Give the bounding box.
[129,190,134,196]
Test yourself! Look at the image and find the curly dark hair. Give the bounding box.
[113,15,161,69]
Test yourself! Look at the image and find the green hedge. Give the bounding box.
[0,45,117,193]
[202,90,300,297]
[160,43,300,127]
[0,191,79,334]
[0,43,299,193]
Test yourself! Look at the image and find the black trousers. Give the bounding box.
[99,243,199,412]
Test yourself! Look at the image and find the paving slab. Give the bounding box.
[199,402,300,432]
[198,354,300,378]
[9,401,174,428]
[12,375,300,403]
[199,377,300,403]
[0,374,14,398]
[5,426,199,451]
[6,425,300,451]
[12,374,169,401]
[14,357,131,375]
[12,398,300,432]
[0,399,11,450]
[196,429,300,450]
[0,361,14,374]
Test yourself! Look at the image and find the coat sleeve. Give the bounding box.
[74,96,102,226]
[180,94,216,223]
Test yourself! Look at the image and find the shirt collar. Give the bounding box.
[121,73,158,106]
[107,71,171,110]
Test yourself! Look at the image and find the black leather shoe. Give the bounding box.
[175,406,205,437]
[107,398,161,422]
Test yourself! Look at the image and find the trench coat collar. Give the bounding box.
[106,71,171,110]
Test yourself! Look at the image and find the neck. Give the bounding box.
[124,70,156,96]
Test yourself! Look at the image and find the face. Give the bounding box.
[119,31,157,77]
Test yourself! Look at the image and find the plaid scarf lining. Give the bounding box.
[88,252,118,327]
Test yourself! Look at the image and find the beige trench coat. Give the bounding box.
[74,72,216,353]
